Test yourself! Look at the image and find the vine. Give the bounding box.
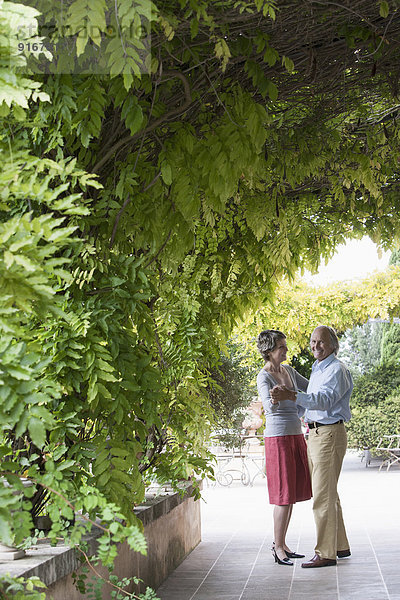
[2,0,400,595]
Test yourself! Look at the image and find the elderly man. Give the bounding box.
[270,325,353,568]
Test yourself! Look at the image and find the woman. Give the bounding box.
[256,329,312,566]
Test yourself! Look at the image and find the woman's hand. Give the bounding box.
[270,385,296,403]
[270,385,285,403]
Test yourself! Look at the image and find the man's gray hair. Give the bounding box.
[311,325,340,355]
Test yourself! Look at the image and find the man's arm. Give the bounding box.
[296,365,352,411]
[271,364,352,412]
[294,370,309,392]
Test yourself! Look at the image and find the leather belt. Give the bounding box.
[308,420,343,429]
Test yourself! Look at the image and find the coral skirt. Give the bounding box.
[264,434,312,505]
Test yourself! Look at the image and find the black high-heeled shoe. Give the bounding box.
[272,548,293,566]
[272,541,304,559]
[285,550,305,559]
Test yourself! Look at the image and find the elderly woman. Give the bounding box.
[257,329,312,566]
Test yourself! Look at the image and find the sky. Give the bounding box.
[302,237,392,286]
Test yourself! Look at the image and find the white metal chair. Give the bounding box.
[376,435,400,471]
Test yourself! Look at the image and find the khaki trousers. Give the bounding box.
[307,423,349,560]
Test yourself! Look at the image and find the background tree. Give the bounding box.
[290,349,315,380]
[339,247,400,449]
[234,267,400,366]
[208,339,257,447]
[345,364,400,450]
[389,248,400,266]
[340,320,388,376]
[380,324,400,366]
[380,250,400,367]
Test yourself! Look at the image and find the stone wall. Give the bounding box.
[0,482,201,599]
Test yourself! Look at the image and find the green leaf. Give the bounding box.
[28,417,46,448]
[161,162,172,186]
[267,80,278,101]
[7,366,31,381]
[379,1,390,18]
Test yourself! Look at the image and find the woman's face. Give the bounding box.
[268,338,288,364]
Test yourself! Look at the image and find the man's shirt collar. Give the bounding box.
[312,352,336,372]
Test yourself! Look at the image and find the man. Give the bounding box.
[270,325,353,568]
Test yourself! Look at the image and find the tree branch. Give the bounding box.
[109,171,161,247]
[93,70,192,175]
[76,546,144,599]
[144,229,172,268]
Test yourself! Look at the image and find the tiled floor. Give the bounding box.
[157,451,400,600]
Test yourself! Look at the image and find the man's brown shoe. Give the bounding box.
[337,549,351,558]
[301,554,337,568]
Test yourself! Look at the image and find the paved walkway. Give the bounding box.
[157,451,400,600]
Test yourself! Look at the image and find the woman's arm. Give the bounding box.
[257,372,276,411]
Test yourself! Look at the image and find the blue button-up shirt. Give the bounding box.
[296,353,352,424]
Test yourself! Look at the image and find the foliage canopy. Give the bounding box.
[2,0,400,595]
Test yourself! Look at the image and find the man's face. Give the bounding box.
[310,327,334,362]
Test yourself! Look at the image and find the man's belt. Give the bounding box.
[308,420,344,429]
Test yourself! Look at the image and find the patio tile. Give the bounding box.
[338,587,390,600]
[157,451,400,600]
[192,595,241,600]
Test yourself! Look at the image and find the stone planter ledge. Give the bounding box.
[0,481,202,598]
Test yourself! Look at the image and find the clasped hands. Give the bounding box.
[270,385,294,405]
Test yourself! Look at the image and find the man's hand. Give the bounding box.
[270,385,286,404]
[270,385,296,403]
